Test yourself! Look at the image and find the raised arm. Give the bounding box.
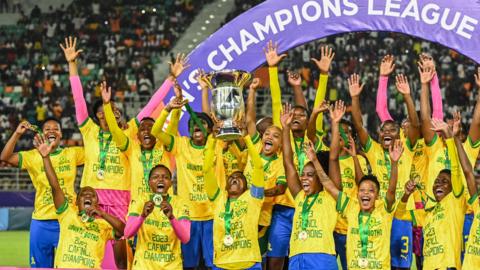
[311,46,335,132]
[203,135,219,200]
[166,83,185,135]
[136,53,189,121]
[197,69,211,113]
[454,134,477,197]
[61,37,88,125]
[101,82,128,151]
[151,98,187,147]
[264,40,287,127]
[469,67,480,143]
[343,137,365,183]
[395,74,420,145]
[245,134,264,189]
[431,119,463,196]
[36,135,65,209]
[328,101,346,190]
[420,53,444,120]
[386,140,403,210]
[376,55,396,122]
[0,121,30,166]
[348,74,369,146]
[287,70,307,108]
[307,142,341,200]
[246,78,261,137]
[280,105,301,197]
[307,101,329,145]
[419,63,436,144]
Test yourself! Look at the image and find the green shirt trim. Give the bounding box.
[190,139,206,150]
[336,191,349,213]
[209,188,220,201]
[166,135,175,152]
[17,152,23,169]
[363,136,373,152]
[260,153,278,161]
[276,176,286,185]
[426,133,438,147]
[468,191,480,205]
[252,132,261,144]
[129,213,140,217]
[56,200,69,215]
[339,155,351,160]
[468,135,480,148]
[78,118,90,128]
[120,138,130,152]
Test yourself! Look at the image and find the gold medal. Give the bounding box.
[223,235,234,247]
[298,230,308,240]
[97,169,105,180]
[81,213,90,223]
[358,257,368,269]
[152,193,163,206]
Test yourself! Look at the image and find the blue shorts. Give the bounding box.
[390,218,413,268]
[333,232,347,270]
[181,220,213,268]
[462,213,474,262]
[29,219,60,268]
[213,262,262,270]
[267,205,294,257]
[289,253,338,270]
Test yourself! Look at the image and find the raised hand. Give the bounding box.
[85,206,104,218]
[142,201,155,218]
[395,74,410,95]
[343,135,357,156]
[304,141,317,162]
[418,62,435,84]
[100,81,112,104]
[430,118,452,138]
[169,53,190,78]
[311,46,335,74]
[59,36,83,63]
[210,113,224,136]
[173,83,183,100]
[404,179,417,197]
[474,67,480,88]
[165,97,188,112]
[233,113,246,135]
[329,100,346,123]
[452,111,462,137]
[160,200,174,220]
[196,69,210,90]
[34,134,54,157]
[379,55,395,76]
[389,139,404,163]
[287,70,302,87]
[263,40,287,67]
[249,78,261,90]
[280,103,293,128]
[312,100,330,115]
[348,73,365,98]
[15,121,31,136]
[419,53,436,71]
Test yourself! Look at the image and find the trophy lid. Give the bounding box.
[207,70,251,88]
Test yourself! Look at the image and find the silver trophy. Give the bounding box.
[205,70,251,141]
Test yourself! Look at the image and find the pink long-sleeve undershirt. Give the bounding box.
[376,76,394,122]
[124,215,191,243]
[69,76,89,125]
[136,78,175,121]
[430,74,444,120]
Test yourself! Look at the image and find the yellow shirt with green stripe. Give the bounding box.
[128,194,189,270]
[19,147,84,220]
[337,192,399,270]
[79,118,132,192]
[289,190,337,257]
[54,201,115,269]
[407,139,428,227]
[363,136,415,217]
[463,193,480,269]
[243,133,285,226]
[335,155,369,234]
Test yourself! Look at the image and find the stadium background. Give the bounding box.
[0,0,479,268]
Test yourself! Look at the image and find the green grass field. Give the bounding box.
[0,231,29,267]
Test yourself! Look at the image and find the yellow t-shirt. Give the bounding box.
[218,141,247,177]
[19,147,84,220]
[124,140,171,204]
[408,139,428,227]
[211,188,263,269]
[128,194,190,270]
[54,202,114,269]
[167,136,212,221]
[335,155,369,234]
[423,192,466,270]
[363,136,414,210]
[243,135,285,226]
[463,194,480,269]
[79,118,131,192]
[337,192,396,270]
[289,190,337,257]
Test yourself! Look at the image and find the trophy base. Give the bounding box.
[216,127,242,141]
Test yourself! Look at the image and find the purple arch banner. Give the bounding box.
[170,0,480,135]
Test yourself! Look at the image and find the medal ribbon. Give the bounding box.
[98,131,113,173]
[224,198,234,235]
[339,123,349,147]
[185,103,207,137]
[294,137,306,175]
[141,150,154,190]
[443,147,451,169]
[358,211,372,258]
[383,151,391,180]
[301,193,319,230]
